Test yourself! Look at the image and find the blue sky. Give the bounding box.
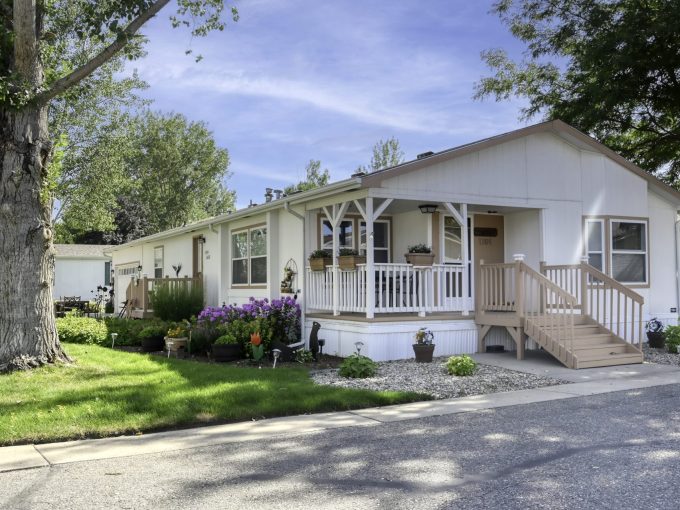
[128,0,530,209]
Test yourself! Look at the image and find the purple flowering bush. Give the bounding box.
[197,297,301,349]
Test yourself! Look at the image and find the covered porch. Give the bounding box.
[303,191,540,319]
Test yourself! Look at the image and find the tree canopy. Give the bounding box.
[357,137,405,173]
[476,0,680,184]
[56,110,235,243]
[284,160,331,195]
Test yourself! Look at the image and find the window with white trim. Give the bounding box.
[153,247,164,278]
[232,227,268,285]
[359,220,390,263]
[585,219,604,272]
[321,219,353,250]
[610,220,647,284]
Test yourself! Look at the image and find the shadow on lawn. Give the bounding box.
[0,346,427,445]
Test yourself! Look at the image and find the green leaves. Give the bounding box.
[477,0,680,183]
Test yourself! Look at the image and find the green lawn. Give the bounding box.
[0,344,427,445]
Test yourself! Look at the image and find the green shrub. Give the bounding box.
[56,316,108,345]
[215,334,239,345]
[665,325,680,354]
[295,349,315,363]
[138,325,166,341]
[103,318,167,346]
[150,283,204,321]
[339,354,378,378]
[446,355,477,376]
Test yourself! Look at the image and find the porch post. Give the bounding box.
[365,197,375,319]
[332,204,340,316]
[461,203,469,316]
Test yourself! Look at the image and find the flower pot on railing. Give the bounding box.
[405,253,435,266]
[338,255,366,271]
[309,250,333,271]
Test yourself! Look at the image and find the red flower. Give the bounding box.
[250,332,262,346]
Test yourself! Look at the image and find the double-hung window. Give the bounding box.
[610,220,647,284]
[232,227,268,286]
[153,247,164,278]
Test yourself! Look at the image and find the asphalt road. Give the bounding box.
[1,384,679,510]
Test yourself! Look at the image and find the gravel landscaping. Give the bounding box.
[643,344,680,366]
[310,357,569,399]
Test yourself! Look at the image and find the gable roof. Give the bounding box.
[360,119,680,205]
[55,244,114,259]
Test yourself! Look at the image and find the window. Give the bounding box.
[443,216,463,263]
[359,220,390,263]
[321,220,353,250]
[104,262,111,286]
[153,247,164,278]
[232,227,268,286]
[583,217,648,285]
[585,219,604,272]
[610,220,647,284]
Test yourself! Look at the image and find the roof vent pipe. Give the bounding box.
[417,151,434,160]
[274,189,283,200]
[265,188,273,203]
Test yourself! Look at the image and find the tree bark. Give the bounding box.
[0,0,68,371]
[0,105,69,372]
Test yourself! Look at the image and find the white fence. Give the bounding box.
[306,263,469,314]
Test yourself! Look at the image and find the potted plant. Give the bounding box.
[646,318,665,348]
[405,244,435,266]
[138,325,166,352]
[165,324,189,353]
[212,333,242,362]
[280,267,295,293]
[413,327,435,362]
[338,248,366,270]
[309,249,332,271]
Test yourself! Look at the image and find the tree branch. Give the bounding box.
[35,0,170,105]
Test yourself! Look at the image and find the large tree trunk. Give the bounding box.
[0,105,69,371]
[0,1,68,371]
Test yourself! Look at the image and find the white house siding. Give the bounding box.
[54,258,109,300]
[647,191,679,325]
[504,209,541,268]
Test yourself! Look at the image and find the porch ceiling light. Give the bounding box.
[418,204,437,214]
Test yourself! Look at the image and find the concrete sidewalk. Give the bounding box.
[3,358,680,474]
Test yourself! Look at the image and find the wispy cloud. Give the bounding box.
[130,0,529,204]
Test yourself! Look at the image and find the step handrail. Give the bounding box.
[580,263,644,350]
[520,262,578,365]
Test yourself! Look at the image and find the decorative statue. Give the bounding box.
[309,321,321,360]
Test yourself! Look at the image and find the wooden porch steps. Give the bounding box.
[476,260,644,370]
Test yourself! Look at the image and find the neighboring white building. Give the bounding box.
[110,121,680,368]
[54,244,113,300]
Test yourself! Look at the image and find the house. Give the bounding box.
[54,244,114,300]
[109,120,680,368]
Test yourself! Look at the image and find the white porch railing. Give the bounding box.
[306,263,469,315]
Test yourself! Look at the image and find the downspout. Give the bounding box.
[284,202,307,345]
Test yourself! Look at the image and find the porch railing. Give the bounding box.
[125,276,203,315]
[305,263,468,315]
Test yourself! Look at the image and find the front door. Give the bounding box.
[473,214,504,308]
[473,214,504,265]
